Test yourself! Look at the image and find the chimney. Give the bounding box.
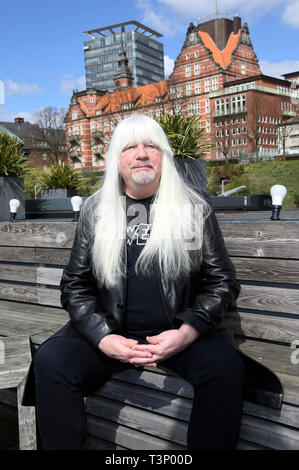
[14,117,24,124]
[233,16,241,34]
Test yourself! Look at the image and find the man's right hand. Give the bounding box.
[98,334,157,366]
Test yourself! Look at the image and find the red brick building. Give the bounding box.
[65,16,298,168]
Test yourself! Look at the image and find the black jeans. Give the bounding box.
[34,335,244,450]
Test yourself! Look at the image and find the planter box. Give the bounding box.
[41,189,77,199]
[0,177,25,220]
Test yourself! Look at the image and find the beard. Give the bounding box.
[130,167,156,185]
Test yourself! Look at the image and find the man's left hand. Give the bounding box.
[129,323,199,366]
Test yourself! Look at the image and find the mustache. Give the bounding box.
[130,161,154,169]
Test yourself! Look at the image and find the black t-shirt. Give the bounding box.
[124,194,171,339]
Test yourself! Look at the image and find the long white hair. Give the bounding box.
[81,113,212,288]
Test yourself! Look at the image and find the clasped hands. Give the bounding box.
[98,323,199,367]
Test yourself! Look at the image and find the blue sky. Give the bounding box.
[0,0,299,123]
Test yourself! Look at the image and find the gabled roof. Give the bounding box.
[198,29,241,70]
[87,81,168,117]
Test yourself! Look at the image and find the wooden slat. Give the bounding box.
[237,284,299,315]
[0,299,64,316]
[0,222,76,249]
[95,380,192,422]
[86,395,188,445]
[37,267,63,286]
[86,414,184,450]
[0,247,36,263]
[0,283,37,304]
[228,311,299,344]
[0,264,36,283]
[219,220,299,240]
[37,287,61,306]
[240,414,299,450]
[233,257,299,284]
[35,248,71,266]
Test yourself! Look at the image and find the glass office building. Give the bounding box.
[83,21,165,91]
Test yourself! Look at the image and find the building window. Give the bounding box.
[177,84,183,98]
[232,139,236,146]
[170,86,176,99]
[206,119,211,132]
[211,76,218,91]
[72,112,78,120]
[241,64,246,75]
[174,104,182,114]
[186,82,192,96]
[204,78,210,92]
[205,99,210,113]
[188,101,200,115]
[194,51,199,58]
[194,63,200,75]
[185,65,191,77]
[195,80,201,94]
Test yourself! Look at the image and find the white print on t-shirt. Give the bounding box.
[127,223,152,246]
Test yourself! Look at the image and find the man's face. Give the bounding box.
[119,142,162,190]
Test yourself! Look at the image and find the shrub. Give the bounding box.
[0,132,28,177]
[213,163,245,181]
[40,163,79,190]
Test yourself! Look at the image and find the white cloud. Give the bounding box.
[60,75,86,96]
[260,59,299,78]
[157,0,284,18]
[164,55,175,78]
[282,0,299,28]
[4,78,43,97]
[137,0,181,36]
[0,106,35,123]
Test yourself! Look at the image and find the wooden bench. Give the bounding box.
[0,211,298,450]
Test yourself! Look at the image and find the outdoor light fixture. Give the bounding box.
[270,185,287,220]
[71,196,83,222]
[9,199,20,222]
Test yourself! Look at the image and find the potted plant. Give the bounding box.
[40,162,80,198]
[156,113,211,192]
[0,131,28,220]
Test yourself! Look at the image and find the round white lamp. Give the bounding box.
[270,185,287,220]
[71,196,83,222]
[9,199,20,222]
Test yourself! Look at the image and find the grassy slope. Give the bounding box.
[215,160,299,209]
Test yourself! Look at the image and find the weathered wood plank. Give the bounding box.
[240,414,299,450]
[86,395,188,445]
[0,264,37,283]
[0,247,36,263]
[219,220,299,240]
[237,284,299,315]
[35,248,71,266]
[37,287,61,306]
[0,222,76,249]
[83,434,126,450]
[37,267,63,286]
[86,414,185,450]
[0,283,37,304]
[95,380,192,422]
[228,311,299,344]
[0,299,64,316]
[233,257,299,284]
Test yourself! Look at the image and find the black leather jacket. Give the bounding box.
[60,208,240,348]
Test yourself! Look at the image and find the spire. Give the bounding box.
[239,22,253,47]
[114,40,134,90]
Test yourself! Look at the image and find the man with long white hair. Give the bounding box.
[23,113,282,450]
